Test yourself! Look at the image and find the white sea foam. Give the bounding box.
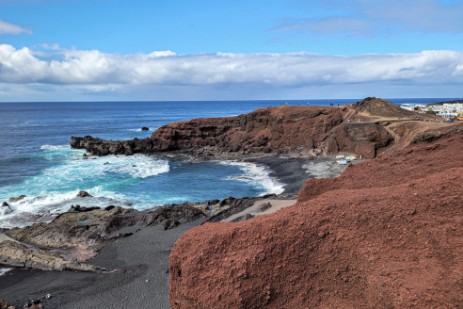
[0,187,130,228]
[38,152,170,181]
[40,144,71,151]
[0,148,170,228]
[219,161,285,195]
[107,155,169,178]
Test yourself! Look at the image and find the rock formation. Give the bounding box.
[169,123,463,308]
[72,98,438,159]
[1,204,205,271]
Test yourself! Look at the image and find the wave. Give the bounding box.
[40,144,71,151]
[0,147,170,228]
[0,187,132,228]
[106,155,169,178]
[219,161,285,195]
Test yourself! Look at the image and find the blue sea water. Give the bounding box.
[0,98,457,228]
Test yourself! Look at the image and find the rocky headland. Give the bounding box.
[70,97,441,160]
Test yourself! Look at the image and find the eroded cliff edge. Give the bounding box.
[71,98,439,159]
[169,123,463,308]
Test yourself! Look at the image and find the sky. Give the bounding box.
[0,0,462,101]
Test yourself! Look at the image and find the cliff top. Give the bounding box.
[352,97,415,118]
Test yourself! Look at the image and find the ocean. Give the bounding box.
[0,98,456,228]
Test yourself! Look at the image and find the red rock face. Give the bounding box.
[151,106,393,158]
[170,123,463,308]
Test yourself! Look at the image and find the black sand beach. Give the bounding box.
[0,156,346,308]
[1,220,204,309]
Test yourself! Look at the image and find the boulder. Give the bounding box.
[141,127,150,131]
[142,205,205,227]
[8,195,26,203]
[76,191,92,198]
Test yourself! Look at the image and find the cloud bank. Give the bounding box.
[0,44,462,100]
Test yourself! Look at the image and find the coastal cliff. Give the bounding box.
[169,123,463,308]
[71,98,436,159]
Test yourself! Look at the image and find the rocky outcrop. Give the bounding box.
[71,101,414,159]
[0,241,101,272]
[1,203,207,271]
[170,123,463,308]
[70,135,156,156]
[7,206,142,252]
[142,204,205,229]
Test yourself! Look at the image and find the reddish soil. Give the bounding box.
[170,123,463,308]
[351,97,416,118]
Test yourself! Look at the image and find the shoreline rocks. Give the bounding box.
[0,193,279,273]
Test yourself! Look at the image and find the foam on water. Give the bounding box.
[220,161,285,195]
[40,144,72,151]
[0,145,170,227]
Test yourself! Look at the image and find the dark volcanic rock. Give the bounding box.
[76,191,92,198]
[141,127,150,131]
[70,205,100,212]
[142,204,205,227]
[7,206,142,252]
[1,203,206,272]
[8,195,26,203]
[70,135,156,156]
[0,240,102,272]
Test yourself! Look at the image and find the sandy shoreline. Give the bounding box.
[0,156,346,308]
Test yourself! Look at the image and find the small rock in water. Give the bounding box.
[141,127,150,131]
[9,195,27,203]
[1,202,13,215]
[76,191,92,198]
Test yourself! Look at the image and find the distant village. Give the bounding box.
[400,100,463,121]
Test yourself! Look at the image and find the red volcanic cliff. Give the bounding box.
[75,98,442,159]
[150,104,393,158]
[170,124,463,308]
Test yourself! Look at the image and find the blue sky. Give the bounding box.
[0,0,462,101]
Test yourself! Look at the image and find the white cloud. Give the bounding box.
[273,0,463,36]
[0,20,30,35]
[0,44,462,100]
